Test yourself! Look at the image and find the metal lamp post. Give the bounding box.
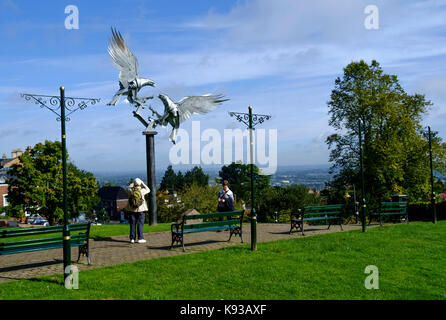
[21,88,100,282]
[428,126,437,224]
[229,106,271,251]
[358,119,367,232]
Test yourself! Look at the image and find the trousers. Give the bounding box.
[129,211,145,240]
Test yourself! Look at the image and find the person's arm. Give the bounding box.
[226,194,234,210]
[141,181,150,193]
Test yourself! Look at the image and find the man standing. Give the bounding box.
[217,180,235,231]
[126,178,150,244]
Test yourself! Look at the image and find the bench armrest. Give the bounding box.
[171,222,180,233]
[290,209,302,219]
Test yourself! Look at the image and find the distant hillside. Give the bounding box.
[93,164,332,189]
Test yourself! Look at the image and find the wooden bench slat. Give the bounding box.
[0,233,86,247]
[292,216,340,222]
[184,210,244,220]
[183,219,240,230]
[177,225,240,234]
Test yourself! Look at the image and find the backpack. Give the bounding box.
[129,187,143,209]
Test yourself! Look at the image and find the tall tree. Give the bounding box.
[183,166,209,188]
[218,162,271,204]
[326,60,446,204]
[7,140,99,225]
[159,165,178,192]
[159,165,209,191]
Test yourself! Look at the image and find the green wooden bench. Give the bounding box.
[0,222,91,265]
[290,204,344,236]
[170,210,244,251]
[368,202,408,226]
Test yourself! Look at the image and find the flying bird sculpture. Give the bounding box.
[106,28,228,142]
[148,94,229,144]
[107,28,155,107]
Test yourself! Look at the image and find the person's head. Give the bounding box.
[134,178,142,186]
[222,180,229,191]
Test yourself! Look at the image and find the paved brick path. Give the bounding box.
[0,223,364,283]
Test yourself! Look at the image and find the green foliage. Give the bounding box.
[326,60,446,204]
[183,166,209,188]
[218,162,271,204]
[181,183,223,213]
[257,185,323,222]
[159,165,210,192]
[156,190,184,223]
[156,183,246,223]
[96,208,110,224]
[159,165,178,192]
[6,140,99,225]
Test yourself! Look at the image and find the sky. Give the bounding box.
[0,0,445,174]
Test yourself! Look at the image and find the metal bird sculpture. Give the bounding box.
[148,94,229,144]
[107,28,155,107]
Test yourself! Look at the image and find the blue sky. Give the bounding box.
[1,0,445,173]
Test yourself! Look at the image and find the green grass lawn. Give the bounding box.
[89,223,171,239]
[0,223,172,242]
[0,221,445,300]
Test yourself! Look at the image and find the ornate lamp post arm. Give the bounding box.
[229,106,271,251]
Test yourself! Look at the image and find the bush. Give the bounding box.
[257,185,323,223]
[407,202,446,222]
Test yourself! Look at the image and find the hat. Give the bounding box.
[134,178,142,186]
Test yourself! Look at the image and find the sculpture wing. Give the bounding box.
[108,28,138,85]
[177,94,228,124]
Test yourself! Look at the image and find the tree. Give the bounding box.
[159,165,209,192]
[181,183,222,214]
[7,140,99,225]
[257,185,322,222]
[183,166,209,188]
[218,162,271,204]
[326,60,446,205]
[159,165,178,192]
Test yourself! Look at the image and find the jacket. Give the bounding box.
[126,183,150,212]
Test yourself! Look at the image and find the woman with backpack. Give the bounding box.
[125,178,150,244]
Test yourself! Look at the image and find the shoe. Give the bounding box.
[138,239,147,244]
[130,239,135,244]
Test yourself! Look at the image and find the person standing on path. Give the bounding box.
[126,178,150,244]
[217,180,235,230]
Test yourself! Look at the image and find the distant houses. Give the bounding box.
[0,148,25,210]
[97,186,129,221]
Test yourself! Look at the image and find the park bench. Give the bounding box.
[0,222,91,265]
[289,204,344,236]
[170,210,244,251]
[368,202,408,226]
